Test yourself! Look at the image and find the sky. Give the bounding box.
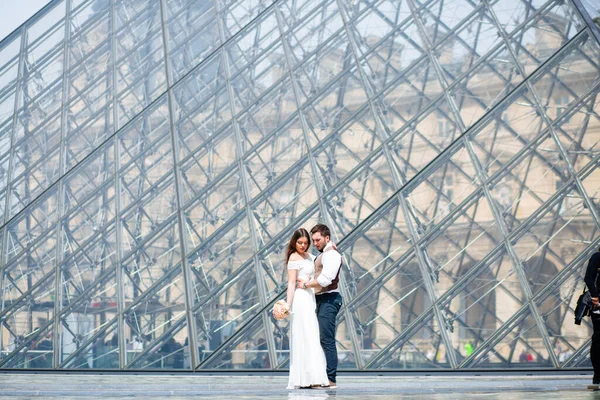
[0,0,52,42]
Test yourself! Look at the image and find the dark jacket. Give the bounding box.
[584,252,600,297]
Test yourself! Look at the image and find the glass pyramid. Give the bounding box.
[1,0,600,371]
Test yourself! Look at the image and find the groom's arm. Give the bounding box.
[298,251,342,290]
[316,250,341,288]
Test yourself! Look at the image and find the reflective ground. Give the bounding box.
[1,373,600,399]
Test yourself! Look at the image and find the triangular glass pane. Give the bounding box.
[416,2,451,46]
[491,0,537,36]
[303,67,370,148]
[121,221,186,352]
[192,273,261,368]
[382,59,441,117]
[225,9,280,74]
[174,99,233,162]
[221,0,276,42]
[9,124,62,219]
[315,107,382,184]
[179,127,240,205]
[278,0,331,33]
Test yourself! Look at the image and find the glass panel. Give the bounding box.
[280,0,343,66]
[555,91,600,176]
[388,99,461,182]
[470,89,547,179]
[531,33,600,122]
[323,151,395,235]
[449,44,523,129]
[62,323,119,369]
[115,0,166,128]
[121,222,187,369]
[165,0,219,81]
[128,322,189,369]
[374,312,451,369]
[513,187,600,295]
[502,0,579,74]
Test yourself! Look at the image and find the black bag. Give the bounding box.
[575,290,593,325]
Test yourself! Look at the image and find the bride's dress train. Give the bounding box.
[287,256,329,389]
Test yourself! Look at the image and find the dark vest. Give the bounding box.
[314,246,342,292]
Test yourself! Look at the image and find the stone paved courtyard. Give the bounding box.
[1,372,600,399]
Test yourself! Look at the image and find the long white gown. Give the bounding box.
[287,256,329,389]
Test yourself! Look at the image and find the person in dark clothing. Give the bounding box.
[584,249,600,385]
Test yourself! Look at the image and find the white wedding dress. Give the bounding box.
[287,255,329,389]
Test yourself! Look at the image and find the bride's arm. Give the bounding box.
[286,268,298,307]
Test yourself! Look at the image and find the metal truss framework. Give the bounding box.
[0,0,600,371]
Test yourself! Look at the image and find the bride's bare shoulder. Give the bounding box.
[289,252,303,261]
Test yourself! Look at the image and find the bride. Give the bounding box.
[285,228,329,389]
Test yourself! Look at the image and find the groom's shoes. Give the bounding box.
[313,381,337,389]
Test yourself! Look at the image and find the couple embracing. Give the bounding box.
[284,224,342,390]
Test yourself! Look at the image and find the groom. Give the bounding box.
[297,224,342,389]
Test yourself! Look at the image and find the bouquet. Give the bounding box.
[272,300,290,320]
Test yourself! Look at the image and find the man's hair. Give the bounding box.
[311,224,331,238]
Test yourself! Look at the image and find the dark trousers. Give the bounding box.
[316,292,342,383]
[592,313,600,382]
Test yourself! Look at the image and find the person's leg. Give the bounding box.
[317,293,342,385]
[592,314,600,383]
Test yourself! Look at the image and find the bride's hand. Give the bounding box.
[296,277,307,289]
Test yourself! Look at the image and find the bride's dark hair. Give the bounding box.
[285,228,311,263]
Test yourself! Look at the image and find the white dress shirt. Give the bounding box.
[316,242,342,295]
